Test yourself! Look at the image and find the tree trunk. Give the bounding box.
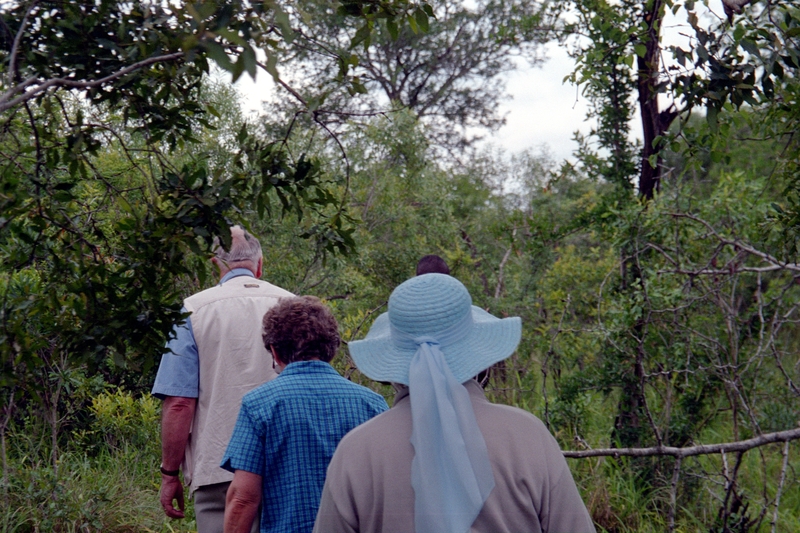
[637,0,678,199]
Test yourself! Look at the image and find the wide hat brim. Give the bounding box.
[349,306,521,385]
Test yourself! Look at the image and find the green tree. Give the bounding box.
[265,0,555,154]
[0,0,432,498]
[555,1,800,529]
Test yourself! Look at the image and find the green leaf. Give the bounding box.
[387,18,399,40]
[274,4,294,43]
[242,46,257,79]
[407,13,419,34]
[634,44,647,58]
[415,8,429,33]
[216,28,247,48]
[231,56,246,82]
[762,75,774,97]
[307,93,327,112]
[351,22,372,49]
[740,39,760,57]
[264,53,279,81]
[203,41,234,72]
[194,1,217,20]
[350,78,368,95]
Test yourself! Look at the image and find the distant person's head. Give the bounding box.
[212,225,263,277]
[262,296,340,367]
[416,254,450,276]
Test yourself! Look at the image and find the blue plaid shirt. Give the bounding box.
[221,360,389,533]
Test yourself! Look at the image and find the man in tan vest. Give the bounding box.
[152,226,293,533]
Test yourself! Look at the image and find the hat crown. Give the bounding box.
[388,274,472,337]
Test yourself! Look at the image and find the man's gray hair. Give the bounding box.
[213,225,262,266]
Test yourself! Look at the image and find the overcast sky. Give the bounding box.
[233,41,589,163]
[233,4,721,164]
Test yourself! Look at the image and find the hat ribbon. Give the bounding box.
[404,329,495,533]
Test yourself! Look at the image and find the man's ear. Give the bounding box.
[270,345,283,366]
[211,256,229,278]
[255,257,263,278]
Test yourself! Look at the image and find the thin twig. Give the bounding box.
[347,301,388,342]
[7,1,38,87]
[257,60,307,106]
[494,228,516,299]
[542,295,571,431]
[770,441,790,533]
[668,456,682,533]
[720,452,744,529]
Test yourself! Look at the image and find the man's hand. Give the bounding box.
[160,474,186,518]
[159,396,196,519]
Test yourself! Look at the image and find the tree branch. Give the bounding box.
[0,51,185,113]
[7,1,38,87]
[563,427,800,458]
[493,228,515,299]
[658,265,794,275]
[669,212,800,272]
[770,441,790,533]
[257,61,307,106]
[668,456,682,533]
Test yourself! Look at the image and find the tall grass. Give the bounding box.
[3,378,798,532]
[2,389,195,533]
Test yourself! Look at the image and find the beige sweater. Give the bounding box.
[314,380,596,533]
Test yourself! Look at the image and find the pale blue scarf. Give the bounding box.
[392,315,496,533]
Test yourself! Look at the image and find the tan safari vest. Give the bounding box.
[182,275,294,493]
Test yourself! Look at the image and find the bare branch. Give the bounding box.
[770,441,790,533]
[669,212,800,272]
[347,301,387,342]
[257,61,306,106]
[494,228,516,299]
[563,427,800,458]
[0,52,185,113]
[658,265,791,275]
[668,456,682,533]
[7,1,38,88]
[542,295,571,431]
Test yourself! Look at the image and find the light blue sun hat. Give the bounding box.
[349,273,522,385]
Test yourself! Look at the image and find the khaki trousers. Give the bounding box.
[194,481,260,533]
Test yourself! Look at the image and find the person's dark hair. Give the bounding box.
[262,296,340,364]
[416,254,450,276]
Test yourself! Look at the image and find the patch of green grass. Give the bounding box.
[3,445,198,533]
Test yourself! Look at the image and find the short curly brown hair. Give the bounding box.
[262,296,340,364]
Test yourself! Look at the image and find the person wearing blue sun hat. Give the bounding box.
[313,274,595,533]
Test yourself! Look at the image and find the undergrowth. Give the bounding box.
[3,378,798,532]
